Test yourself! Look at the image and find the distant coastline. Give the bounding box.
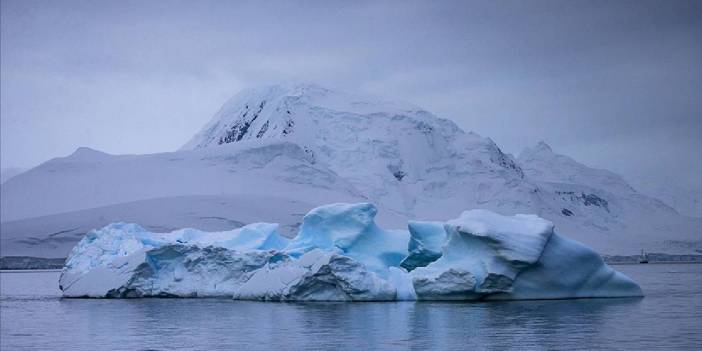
[0,256,65,270]
[2,254,702,270]
[603,253,702,265]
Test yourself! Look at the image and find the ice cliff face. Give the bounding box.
[59,203,642,301]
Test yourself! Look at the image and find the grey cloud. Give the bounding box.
[1,0,701,190]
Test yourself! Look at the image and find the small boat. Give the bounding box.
[639,249,649,264]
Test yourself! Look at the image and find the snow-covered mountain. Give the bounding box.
[627,175,702,218]
[518,141,637,195]
[1,82,700,258]
[181,83,535,220]
[517,141,700,253]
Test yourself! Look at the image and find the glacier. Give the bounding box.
[59,203,643,300]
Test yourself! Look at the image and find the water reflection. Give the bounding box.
[2,265,701,351]
[50,297,642,350]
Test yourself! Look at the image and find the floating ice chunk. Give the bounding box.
[60,203,642,301]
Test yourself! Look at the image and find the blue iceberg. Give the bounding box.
[59,203,642,300]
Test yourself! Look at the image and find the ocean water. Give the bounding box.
[1,264,701,350]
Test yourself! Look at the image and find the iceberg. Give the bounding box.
[59,203,643,300]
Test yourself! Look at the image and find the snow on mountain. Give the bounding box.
[1,141,362,221]
[517,141,701,253]
[1,82,700,258]
[182,83,422,149]
[519,141,637,195]
[627,175,702,218]
[181,82,534,219]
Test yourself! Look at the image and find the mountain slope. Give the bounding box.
[627,175,702,218]
[1,141,363,221]
[1,83,700,257]
[1,167,27,184]
[519,141,637,195]
[182,83,536,219]
[517,141,701,253]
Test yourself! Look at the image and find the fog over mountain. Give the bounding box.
[2,0,701,195]
[2,3,702,351]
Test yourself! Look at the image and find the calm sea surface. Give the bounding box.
[1,264,701,350]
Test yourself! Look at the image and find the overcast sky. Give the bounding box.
[2,0,701,190]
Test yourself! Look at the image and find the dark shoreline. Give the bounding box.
[2,254,702,270]
[607,261,702,265]
[0,256,66,270]
[602,253,702,265]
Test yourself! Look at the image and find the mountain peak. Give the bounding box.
[519,141,555,160]
[535,141,553,152]
[517,141,639,196]
[238,81,331,100]
[176,82,530,211]
[182,83,432,150]
[70,147,110,159]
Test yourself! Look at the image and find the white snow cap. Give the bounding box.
[181,82,427,150]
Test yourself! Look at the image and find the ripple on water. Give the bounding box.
[1,264,702,350]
